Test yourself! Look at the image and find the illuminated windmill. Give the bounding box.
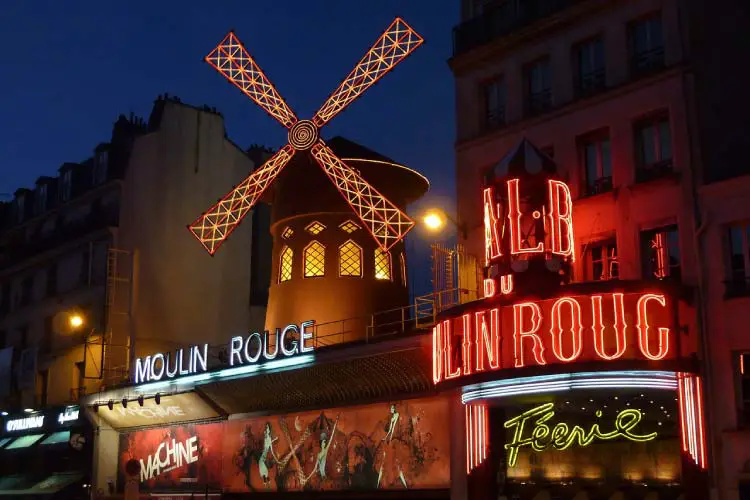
[188,18,424,255]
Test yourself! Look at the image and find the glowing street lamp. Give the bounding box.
[423,211,446,232]
[69,313,85,330]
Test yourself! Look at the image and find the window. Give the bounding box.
[339,240,362,277]
[737,352,750,426]
[574,37,605,96]
[93,150,109,185]
[304,241,325,278]
[42,316,54,354]
[524,58,551,115]
[399,253,407,286]
[480,77,506,131]
[374,248,392,281]
[641,225,680,281]
[36,369,48,407]
[35,184,47,214]
[281,227,294,240]
[339,220,360,234]
[20,276,33,307]
[15,194,25,224]
[46,263,58,297]
[80,249,90,286]
[628,13,664,75]
[726,224,750,297]
[40,431,71,446]
[635,114,672,182]
[305,221,326,235]
[579,131,612,195]
[586,240,618,281]
[60,170,72,202]
[278,246,293,283]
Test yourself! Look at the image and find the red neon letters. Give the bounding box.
[482,180,575,263]
[433,292,674,383]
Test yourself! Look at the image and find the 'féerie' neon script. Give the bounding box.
[504,402,657,466]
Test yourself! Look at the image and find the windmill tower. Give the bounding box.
[189,19,428,342]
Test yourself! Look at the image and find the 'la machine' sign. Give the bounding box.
[135,320,315,385]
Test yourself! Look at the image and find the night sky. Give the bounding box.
[0,0,461,295]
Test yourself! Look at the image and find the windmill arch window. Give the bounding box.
[281,227,294,240]
[374,248,392,281]
[304,241,326,278]
[339,240,363,277]
[278,246,293,283]
[305,221,326,235]
[339,220,360,234]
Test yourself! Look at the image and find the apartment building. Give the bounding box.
[0,95,272,413]
[450,0,750,498]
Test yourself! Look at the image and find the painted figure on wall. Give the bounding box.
[224,398,448,492]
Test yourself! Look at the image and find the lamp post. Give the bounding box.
[421,208,467,239]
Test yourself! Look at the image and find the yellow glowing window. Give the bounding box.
[339,240,362,277]
[279,246,293,283]
[281,227,294,239]
[399,253,407,286]
[305,221,326,235]
[374,248,392,281]
[339,220,360,234]
[304,241,325,277]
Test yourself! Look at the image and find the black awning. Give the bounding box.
[198,344,435,415]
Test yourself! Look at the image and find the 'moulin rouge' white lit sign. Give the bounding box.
[134,320,315,386]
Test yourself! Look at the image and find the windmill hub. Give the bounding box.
[288,120,318,150]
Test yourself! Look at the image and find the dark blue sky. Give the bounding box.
[0,0,460,294]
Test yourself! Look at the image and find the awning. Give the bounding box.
[0,471,84,496]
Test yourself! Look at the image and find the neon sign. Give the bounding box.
[134,320,315,385]
[433,292,674,384]
[5,415,44,432]
[504,402,658,467]
[482,180,574,263]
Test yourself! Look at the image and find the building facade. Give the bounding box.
[0,95,273,495]
[451,0,750,498]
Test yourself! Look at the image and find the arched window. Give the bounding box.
[339,240,362,277]
[278,246,293,283]
[399,252,407,286]
[304,241,326,277]
[374,247,392,281]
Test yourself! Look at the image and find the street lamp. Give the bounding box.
[421,208,466,239]
[69,313,85,330]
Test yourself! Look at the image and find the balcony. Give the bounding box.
[635,159,674,184]
[525,89,553,116]
[575,68,606,98]
[481,106,507,133]
[453,0,584,57]
[630,47,665,77]
[585,176,613,197]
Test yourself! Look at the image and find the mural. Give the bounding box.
[117,397,450,493]
[223,398,449,492]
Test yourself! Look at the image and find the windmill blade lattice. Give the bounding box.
[189,18,424,255]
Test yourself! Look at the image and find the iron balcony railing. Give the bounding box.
[585,176,613,197]
[453,0,584,56]
[575,68,606,98]
[635,159,674,183]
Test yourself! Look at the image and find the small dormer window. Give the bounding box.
[93,151,109,185]
[305,221,326,235]
[15,195,25,224]
[60,170,72,202]
[35,184,47,214]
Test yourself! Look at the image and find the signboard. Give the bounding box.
[98,393,220,430]
[118,397,450,493]
[134,320,315,385]
[2,406,81,435]
[433,287,680,385]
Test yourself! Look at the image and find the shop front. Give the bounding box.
[431,139,708,500]
[0,405,92,498]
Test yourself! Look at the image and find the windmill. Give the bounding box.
[188,18,424,255]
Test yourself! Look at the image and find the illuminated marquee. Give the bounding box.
[433,291,675,384]
[134,320,315,385]
[504,402,658,467]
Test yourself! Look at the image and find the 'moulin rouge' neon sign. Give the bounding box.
[503,402,657,467]
[432,291,675,384]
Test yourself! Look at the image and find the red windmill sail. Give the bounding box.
[188,18,424,255]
